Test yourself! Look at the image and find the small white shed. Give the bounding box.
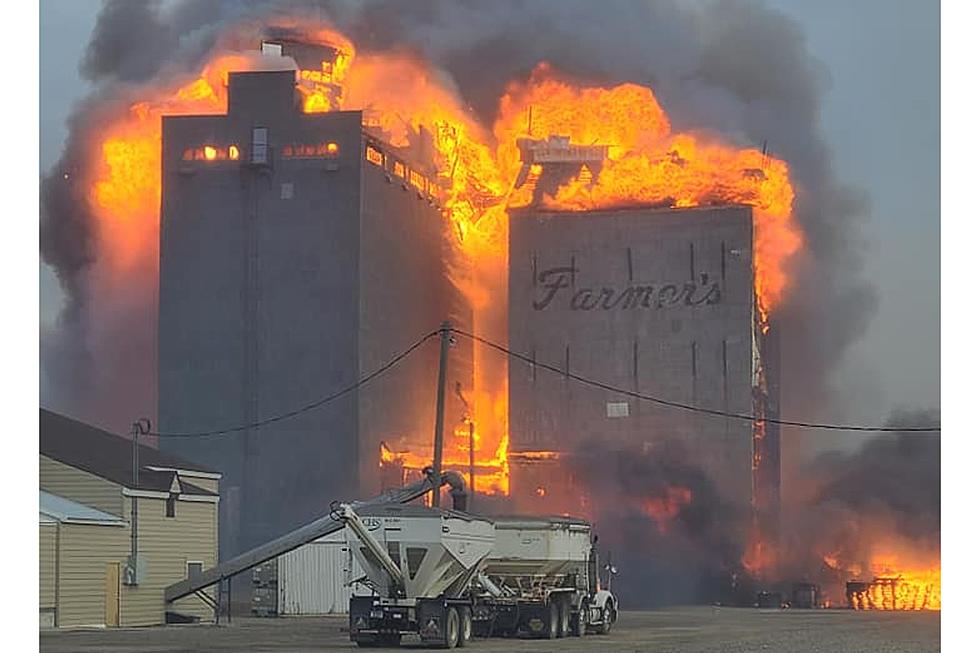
[277,529,369,615]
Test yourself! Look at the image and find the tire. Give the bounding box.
[557,599,570,638]
[457,606,472,647]
[572,599,588,637]
[545,600,559,639]
[442,606,460,649]
[354,634,378,647]
[597,600,614,635]
[378,633,402,647]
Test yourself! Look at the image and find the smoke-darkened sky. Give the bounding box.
[38,0,939,440]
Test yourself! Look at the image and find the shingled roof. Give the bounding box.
[39,408,219,496]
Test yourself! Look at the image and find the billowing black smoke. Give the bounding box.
[43,3,873,436]
[778,408,940,602]
[41,0,875,436]
[567,440,750,608]
[809,409,940,536]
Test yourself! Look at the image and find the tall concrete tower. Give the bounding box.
[158,68,471,557]
[508,204,780,525]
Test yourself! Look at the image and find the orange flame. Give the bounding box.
[493,63,801,317]
[640,486,692,534]
[85,24,802,499]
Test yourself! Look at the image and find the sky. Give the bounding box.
[38,0,940,427]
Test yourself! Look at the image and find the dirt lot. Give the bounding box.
[40,607,939,653]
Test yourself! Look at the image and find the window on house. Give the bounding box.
[187,561,203,579]
[166,495,177,518]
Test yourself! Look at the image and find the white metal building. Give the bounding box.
[275,530,368,615]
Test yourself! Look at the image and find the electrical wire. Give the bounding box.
[450,327,941,433]
[151,329,440,438]
[149,323,939,438]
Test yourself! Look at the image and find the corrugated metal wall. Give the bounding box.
[277,532,367,615]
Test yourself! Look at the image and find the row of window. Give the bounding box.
[281,141,340,158]
[364,142,435,197]
[182,145,240,162]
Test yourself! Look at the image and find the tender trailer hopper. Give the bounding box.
[475,516,619,639]
[344,503,495,648]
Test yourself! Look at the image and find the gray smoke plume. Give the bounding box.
[568,440,751,607]
[41,0,876,437]
[778,408,940,603]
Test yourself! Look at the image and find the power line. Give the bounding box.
[152,329,440,438]
[451,328,940,434]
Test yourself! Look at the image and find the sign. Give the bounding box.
[533,265,722,311]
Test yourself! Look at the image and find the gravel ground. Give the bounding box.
[40,606,940,653]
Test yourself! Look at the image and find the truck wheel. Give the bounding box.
[572,599,588,637]
[442,606,460,649]
[598,599,614,635]
[354,634,379,647]
[378,633,401,647]
[557,599,570,638]
[545,600,559,639]
[457,606,472,647]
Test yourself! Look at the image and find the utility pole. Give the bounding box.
[431,321,452,507]
[130,418,151,568]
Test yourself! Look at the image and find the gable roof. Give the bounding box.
[40,490,126,526]
[39,408,220,496]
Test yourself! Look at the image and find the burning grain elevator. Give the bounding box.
[157,43,472,558]
[157,40,781,561]
[507,158,781,533]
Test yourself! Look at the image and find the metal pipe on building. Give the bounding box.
[131,421,138,563]
[130,418,151,573]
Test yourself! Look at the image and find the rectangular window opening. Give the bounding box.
[366,144,385,166]
[166,495,176,518]
[251,127,268,165]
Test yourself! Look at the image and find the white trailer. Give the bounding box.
[474,515,619,638]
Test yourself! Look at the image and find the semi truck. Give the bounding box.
[164,469,618,649]
[343,504,618,648]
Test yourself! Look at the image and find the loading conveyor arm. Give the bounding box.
[165,470,461,603]
[341,503,405,589]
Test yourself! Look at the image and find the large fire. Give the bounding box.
[826,551,940,611]
[83,21,802,498]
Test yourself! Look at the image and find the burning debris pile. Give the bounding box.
[779,409,941,609]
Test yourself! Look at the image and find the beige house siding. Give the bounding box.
[120,495,219,625]
[38,459,219,627]
[183,476,219,493]
[57,522,129,627]
[39,523,57,611]
[39,456,124,517]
